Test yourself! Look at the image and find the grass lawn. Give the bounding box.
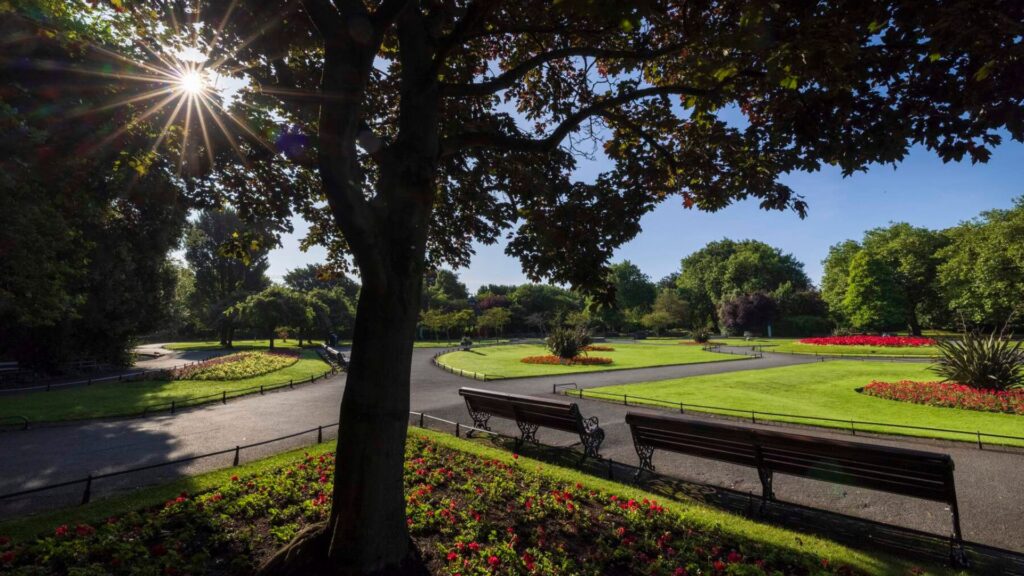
[768,341,939,357]
[0,350,331,423]
[161,339,306,351]
[437,343,742,379]
[413,338,510,348]
[0,428,953,575]
[585,361,1024,446]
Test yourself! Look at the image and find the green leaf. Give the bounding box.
[928,53,941,62]
[779,75,798,90]
[713,65,737,82]
[974,60,996,81]
[867,20,886,33]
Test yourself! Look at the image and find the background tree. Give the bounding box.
[476,307,511,338]
[843,252,906,332]
[718,292,778,335]
[309,287,357,340]
[643,289,690,335]
[184,209,274,346]
[417,309,447,341]
[232,286,312,349]
[938,199,1024,328]
[0,9,187,367]
[820,240,863,326]
[284,263,361,301]
[64,0,1024,571]
[677,239,809,329]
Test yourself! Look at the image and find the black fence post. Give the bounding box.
[455,422,461,438]
[222,390,227,404]
[233,445,240,466]
[419,413,424,428]
[289,379,293,389]
[977,431,983,450]
[607,458,614,480]
[260,385,264,395]
[317,425,323,443]
[81,475,92,505]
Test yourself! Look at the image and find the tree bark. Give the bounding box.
[326,267,423,574]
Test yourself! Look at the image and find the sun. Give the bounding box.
[177,69,207,96]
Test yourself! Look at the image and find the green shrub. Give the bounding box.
[692,328,711,344]
[774,315,833,337]
[546,326,591,359]
[931,330,1024,390]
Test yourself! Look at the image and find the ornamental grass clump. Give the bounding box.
[930,330,1024,391]
[545,325,592,361]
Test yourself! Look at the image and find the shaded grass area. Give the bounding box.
[0,428,954,575]
[413,338,510,348]
[0,350,331,423]
[437,343,742,379]
[586,361,1024,446]
[161,339,304,351]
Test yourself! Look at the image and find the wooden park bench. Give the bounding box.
[625,411,968,566]
[459,387,605,460]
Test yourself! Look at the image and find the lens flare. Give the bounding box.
[178,70,206,95]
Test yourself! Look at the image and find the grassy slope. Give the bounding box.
[437,343,742,379]
[588,361,1024,445]
[0,350,331,423]
[0,428,953,575]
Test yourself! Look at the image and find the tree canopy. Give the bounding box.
[19,0,1024,572]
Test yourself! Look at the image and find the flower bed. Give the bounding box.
[798,336,935,347]
[0,434,866,575]
[582,344,615,352]
[163,349,300,381]
[521,355,613,366]
[862,380,1024,415]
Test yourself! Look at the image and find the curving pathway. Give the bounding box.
[0,345,1021,561]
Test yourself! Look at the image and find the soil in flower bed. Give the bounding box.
[798,336,935,347]
[582,345,615,352]
[862,380,1024,415]
[520,355,613,365]
[0,433,882,576]
[163,349,300,381]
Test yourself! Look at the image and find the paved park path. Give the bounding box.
[1,345,1021,563]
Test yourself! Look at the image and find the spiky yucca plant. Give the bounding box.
[931,330,1024,391]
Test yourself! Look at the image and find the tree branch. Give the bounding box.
[299,0,343,32]
[599,110,683,173]
[429,1,499,79]
[441,44,686,97]
[441,84,714,155]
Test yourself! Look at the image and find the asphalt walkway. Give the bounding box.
[0,344,1021,566]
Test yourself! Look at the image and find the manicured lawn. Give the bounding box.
[768,341,939,357]
[437,343,742,379]
[0,350,331,423]
[161,339,305,351]
[0,428,951,575]
[585,361,1024,446]
[413,338,510,348]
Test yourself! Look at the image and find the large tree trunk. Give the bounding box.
[326,272,423,574]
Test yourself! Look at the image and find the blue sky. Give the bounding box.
[265,139,1023,291]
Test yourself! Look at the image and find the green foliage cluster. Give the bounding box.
[823,205,1024,333]
[0,11,186,367]
[932,331,1024,391]
[545,325,592,359]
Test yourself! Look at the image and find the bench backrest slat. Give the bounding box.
[460,388,581,432]
[626,411,955,504]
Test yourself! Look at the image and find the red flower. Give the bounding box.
[487,555,500,567]
[447,551,458,561]
[1,550,13,564]
[799,335,935,347]
[75,524,95,537]
[674,568,687,576]
[468,542,480,552]
[54,525,69,537]
[727,550,742,563]
[0,536,9,546]
[230,475,239,482]
[713,560,726,571]
[150,544,167,557]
